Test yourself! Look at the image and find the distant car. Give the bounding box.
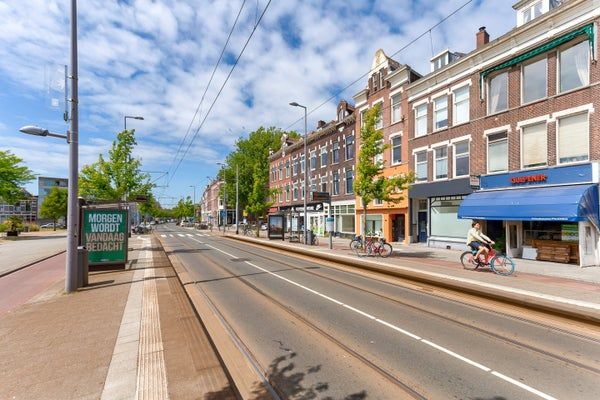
[40,223,55,229]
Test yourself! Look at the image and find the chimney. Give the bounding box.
[317,120,327,129]
[476,26,489,49]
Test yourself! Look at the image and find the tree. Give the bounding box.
[0,150,35,203]
[354,104,414,240]
[173,197,194,220]
[39,187,68,230]
[79,129,154,201]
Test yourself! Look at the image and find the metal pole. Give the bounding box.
[329,198,333,250]
[123,116,126,131]
[65,0,79,293]
[223,177,227,235]
[235,164,239,234]
[303,106,307,244]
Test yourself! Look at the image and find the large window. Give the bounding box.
[430,197,472,238]
[345,170,354,194]
[320,147,328,167]
[415,104,427,137]
[433,96,448,130]
[320,177,327,192]
[285,160,290,178]
[345,135,354,160]
[488,72,508,114]
[375,104,383,130]
[559,41,589,93]
[292,159,298,176]
[333,172,340,195]
[453,86,469,125]
[293,185,298,200]
[391,94,402,124]
[310,151,317,170]
[391,136,402,165]
[285,185,290,201]
[300,155,305,175]
[558,113,589,164]
[521,123,547,168]
[416,151,428,181]
[332,141,340,163]
[487,132,508,173]
[453,140,469,177]
[434,147,448,180]
[522,58,546,103]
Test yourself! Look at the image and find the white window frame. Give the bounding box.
[390,133,402,165]
[320,147,328,167]
[333,171,340,195]
[520,122,548,169]
[452,85,470,125]
[415,151,428,182]
[391,94,402,124]
[486,131,509,174]
[433,96,448,131]
[521,56,547,105]
[556,111,590,165]
[374,101,384,130]
[558,39,590,94]
[345,169,354,194]
[332,141,340,164]
[320,176,327,193]
[345,135,354,160]
[453,140,470,178]
[487,71,508,115]
[310,151,317,170]
[415,104,428,137]
[433,145,448,181]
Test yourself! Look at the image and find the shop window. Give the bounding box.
[487,72,508,114]
[391,136,402,165]
[391,94,402,124]
[345,170,354,194]
[558,113,589,164]
[416,151,428,181]
[415,104,427,137]
[430,197,472,238]
[559,41,589,93]
[453,86,469,125]
[522,57,547,104]
[487,132,508,173]
[345,135,354,160]
[454,140,469,177]
[365,214,382,235]
[521,123,547,168]
[434,147,448,180]
[433,96,448,130]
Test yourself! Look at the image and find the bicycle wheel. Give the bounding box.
[490,255,515,276]
[378,243,392,258]
[349,239,361,249]
[313,237,319,246]
[460,251,478,271]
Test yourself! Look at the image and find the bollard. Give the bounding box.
[77,246,89,288]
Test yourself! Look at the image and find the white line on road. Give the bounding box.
[177,234,185,237]
[168,234,174,238]
[206,243,557,400]
[186,234,193,237]
[196,234,203,237]
[160,234,166,238]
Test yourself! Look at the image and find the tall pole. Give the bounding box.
[235,164,239,234]
[123,116,126,131]
[65,0,79,293]
[303,106,307,244]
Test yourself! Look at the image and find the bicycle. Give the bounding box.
[242,225,256,237]
[352,235,392,258]
[460,244,515,276]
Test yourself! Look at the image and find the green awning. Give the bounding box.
[479,23,595,97]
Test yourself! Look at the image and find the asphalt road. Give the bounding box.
[157,224,600,400]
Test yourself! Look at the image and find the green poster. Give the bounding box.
[83,209,128,265]
[561,224,578,242]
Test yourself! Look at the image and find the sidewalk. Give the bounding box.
[0,234,236,400]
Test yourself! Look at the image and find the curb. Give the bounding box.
[227,234,600,326]
[0,250,66,278]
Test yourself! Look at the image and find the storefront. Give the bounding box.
[458,164,600,267]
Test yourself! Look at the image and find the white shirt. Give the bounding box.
[466,227,491,245]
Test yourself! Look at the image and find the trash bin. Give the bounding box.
[306,230,314,245]
[77,246,89,288]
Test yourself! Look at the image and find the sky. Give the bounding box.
[0,0,515,208]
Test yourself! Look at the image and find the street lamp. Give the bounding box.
[18,0,79,293]
[124,115,144,131]
[289,102,308,244]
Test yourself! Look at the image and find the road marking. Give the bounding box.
[204,244,557,400]
[160,234,166,238]
[196,233,203,237]
[177,234,185,237]
[168,234,174,238]
[186,233,193,237]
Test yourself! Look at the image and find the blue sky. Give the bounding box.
[0,0,514,207]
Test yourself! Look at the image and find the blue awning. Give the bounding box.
[458,184,599,228]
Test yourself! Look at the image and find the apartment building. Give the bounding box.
[0,192,37,224]
[201,178,222,226]
[37,176,68,220]
[268,100,357,237]
[352,49,421,243]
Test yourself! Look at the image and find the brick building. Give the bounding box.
[201,178,222,226]
[269,100,357,237]
[353,49,421,243]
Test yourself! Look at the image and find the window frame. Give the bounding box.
[320,147,328,167]
[433,146,448,181]
[453,140,470,178]
[520,122,548,169]
[556,112,590,165]
[310,151,317,170]
[332,172,340,195]
[521,56,547,105]
[452,85,470,125]
[332,141,340,164]
[390,134,402,165]
[415,103,428,137]
[374,101,384,130]
[345,170,354,194]
[345,135,354,160]
[391,94,402,124]
[433,95,448,131]
[486,131,509,174]
[415,151,428,182]
[558,39,590,94]
[487,71,509,115]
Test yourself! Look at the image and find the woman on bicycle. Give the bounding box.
[466,221,495,263]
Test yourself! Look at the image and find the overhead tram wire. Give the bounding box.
[166,0,248,178]
[284,0,474,131]
[167,0,273,185]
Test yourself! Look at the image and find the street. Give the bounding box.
[156,224,600,400]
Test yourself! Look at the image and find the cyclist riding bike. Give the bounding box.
[466,221,495,264]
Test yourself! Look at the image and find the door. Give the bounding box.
[392,214,406,242]
[505,221,522,258]
[418,211,428,243]
[579,222,598,267]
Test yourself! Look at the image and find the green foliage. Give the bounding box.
[39,187,68,229]
[4,215,23,232]
[0,150,35,203]
[79,130,154,202]
[25,223,40,232]
[354,104,414,236]
[173,196,194,219]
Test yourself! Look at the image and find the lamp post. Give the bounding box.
[216,163,227,232]
[235,164,239,235]
[290,102,308,244]
[124,115,144,131]
[18,0,79,293]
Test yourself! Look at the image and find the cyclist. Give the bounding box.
[466,221,495,263]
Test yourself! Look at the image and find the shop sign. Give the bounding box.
[83,209,128,265]
[469,175,480,190]
[561,224,579,242]
[510,174,547,185]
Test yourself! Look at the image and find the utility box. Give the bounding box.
[77,246,89,287]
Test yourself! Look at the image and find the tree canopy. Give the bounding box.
[79,129,154,202]
[39,187,68,230]
[173,196,194,220]
[0,150,35,203]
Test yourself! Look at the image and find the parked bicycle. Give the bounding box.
[351,234,392,258]
[242,225,256,237]
[460,244,515,276]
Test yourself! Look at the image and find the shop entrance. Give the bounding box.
[392,214,405,242]
[418,212,427,243]
[506,221,523,258]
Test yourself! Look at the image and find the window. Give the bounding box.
[293,185,298,200]
[285,185,290,201]
[522,1,542,24]
[301,182,305,199]
[558,113,589,164]
[391,136,402,164]
[434,147,448,180]
[278,163,283,180]
[320,177,327,192]
[345,135,354,160]
[487,132,508,173]
[453,140,469,177]
[300,155,305,175]
[452,86,469,125]
[310,178,317,192]
[320,147,328,167]
[285,160,290,178]
[521,123,547,168]
[374,140,383,165]
[332,141,340,163]
[522,58,546,103]
[333,172,340,195]
[415,104,427,137]
[488,72,508,114]
[271,167,276,182]
[559,41,589,93]
[345,170,354,194]
[361,110,367,127]
[416,151,428,181]
[391,94,402,124]
[375,104,383,130]
[310,151,317,170]
[292,159,298,176]
[338,109,345,122]
[374,198,383,205]
[433,96,448,130]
